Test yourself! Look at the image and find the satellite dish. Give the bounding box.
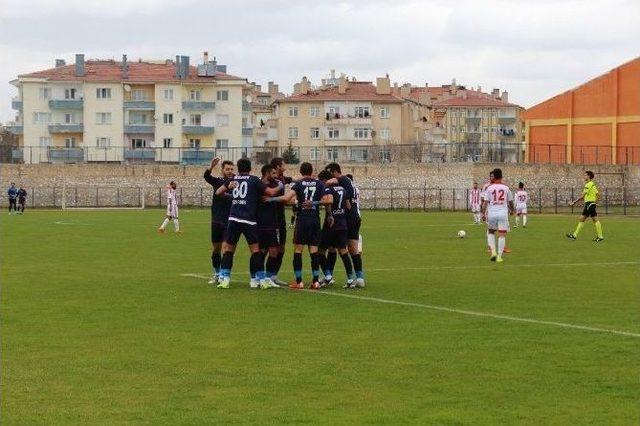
[245,95,252,103]
[124,84,131,92]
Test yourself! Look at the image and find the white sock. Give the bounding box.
[523,216,527,226]
[498,236,505,256]
[160,218,169,229]
[173,219,180,232]
[515,216,520,226]
[487,233,496,254]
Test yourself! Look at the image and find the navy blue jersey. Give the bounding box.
[257,180,281,230]
[7,187,18,200]
[325,185,348,230]
[204,169,231,224]
[225,174,265,225]
[336,175,360,220]
[292,178,325,222]
[17,189,27,201]
[275,175,293,225]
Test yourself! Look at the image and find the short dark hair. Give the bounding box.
[325,162,341,174]
[585,170,594,179]
[346,173,354,181]
[270,157,285,168]
[492,168,503,180]
[221,160,234,168]
[518,182,524,189]
[261,164,274,177]
[237,158,251,173]
[300,162,313,176]
[318,170,332,181]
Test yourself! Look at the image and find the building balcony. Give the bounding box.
[498,116,517,124]
[124,124,154,134]
[182,101,216,110]
[8,125,23,135]
[50,148,85,162]
[48,123,84,133]
[124,148,156,161]
[465,116,481,124]
[124,100,155,110]
[182,125,215,135]
[499,129,517,138]
[49,99,84,110]
[242,127,253,136]
[11,98,22,110]
[325,114,372,125]
[242,100,251,111]
[181,149,216,165]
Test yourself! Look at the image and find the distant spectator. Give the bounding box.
[17,186,27,214]
[7,182,18,215]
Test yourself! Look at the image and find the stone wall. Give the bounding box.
[1,163,638,209]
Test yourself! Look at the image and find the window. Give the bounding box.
[64,88,76,99]
[33,112,51,124]
[379,149,391,162]
[216,139,229,149]
[96,112,112,125]
[65,137,76,148]
[131,138,147,148]
[310,127,320,139]
[288,106,299,117]
[288,127,299,139]
[460,126,466,133]
[327,127,340,139]
[309,106,319,117]
[216,90,229,101]
[350,148,369,162]
[217,114,229,127]
[380,128,390,140]
[163,113,173,124]
[310,147,320,161]
[39,137,51,147]
[64,113,74,124]
[163,89,174,101]
[190,114,202,126]
[380,106,390,119]
[483,127,488,133]
[96,137,111,147]
[354,106,370,118]
[131,89,146,101]
[129,112,148,125]
[190,90,202,101]
[326,148,339,161]
[39,87,51,100]
[354,128,370,139]
[329,106,340,118]
[163,138,172,148]
[189,139,201,149]
[96,88,112,99]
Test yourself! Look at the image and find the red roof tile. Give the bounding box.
[279,81,403,103]
[432,91,521,108]
[18,60,245,83]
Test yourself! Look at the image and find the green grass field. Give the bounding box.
[2,209,639,424]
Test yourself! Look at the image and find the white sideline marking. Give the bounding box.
[53,221,92,226]
[181,272,640,339]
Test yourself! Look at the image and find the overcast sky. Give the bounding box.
[0,0,638,123]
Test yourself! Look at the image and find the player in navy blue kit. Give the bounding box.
[289,163,333,290]
[317,170,354,288]
[325,163,365,288]
[258,164,295,288]
[203,157,235,285]
[215,158,283,289]
[270,157,294,285]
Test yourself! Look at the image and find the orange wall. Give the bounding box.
[523,92,571,120]
[529,125,567,163]
[572,123,611,146]
[618,59,640,116]
[617,122,640,165]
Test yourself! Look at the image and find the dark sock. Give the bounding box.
[220,251,234,277]
[293,253,303,283]
[341,253,354,278]
[351,253,364,279]
[274,251,284,275]
[211,252,221,274]
[250,252,264,280]
[266,255,278,277]
[311,252,320,282]
[326,251,338,276]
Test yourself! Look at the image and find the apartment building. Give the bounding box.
[243,81,283,150]
[8,52,248,164]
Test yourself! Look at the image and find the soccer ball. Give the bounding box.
[457,230,466,238]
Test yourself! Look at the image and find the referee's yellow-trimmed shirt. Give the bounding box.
[583,181,598,202]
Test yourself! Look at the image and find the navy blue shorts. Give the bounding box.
[278,222,287,246]
[226,220,258,246]
[321,227,348,250]
[259,228,280,250]
[294,219,321,246]
[211,221,227,243]
[347,217,361,241]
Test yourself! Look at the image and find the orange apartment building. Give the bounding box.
[523,57,640,164]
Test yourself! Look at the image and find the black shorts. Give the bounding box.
[582,202,597,218]
[225,220,258,245]
[211,221,227,243]
[278,222,287,247]
[321,228,348,250]
[259,228,280,250]
[294,219,321,246]
[347,217,362,241]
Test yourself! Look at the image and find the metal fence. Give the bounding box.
[3,143,639,165]
[2,185,639,215]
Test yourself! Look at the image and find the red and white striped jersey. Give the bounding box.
[167,188,177,206]
[469,188,481,206]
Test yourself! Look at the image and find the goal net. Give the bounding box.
[61,184,145,210]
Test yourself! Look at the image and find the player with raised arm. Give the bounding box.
[567,170,604,242]
[317,170,354,288]
[289,162,333,290]
[481,168,514,263]
[158,181,180,233]
[215,158,282,289]
[514,182,529,228]
[270,157,294,285]
[258,164,296,288]
[203,157,235,284]
[469,182,482,224]
[325,163,365,288]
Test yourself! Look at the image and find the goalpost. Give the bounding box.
[61,183,146,210]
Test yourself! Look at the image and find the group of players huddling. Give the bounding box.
[184,156,367,290]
